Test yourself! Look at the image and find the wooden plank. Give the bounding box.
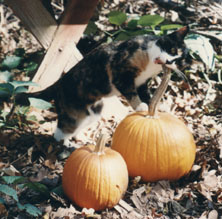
[5,0,57,49]
[30,0,100,91]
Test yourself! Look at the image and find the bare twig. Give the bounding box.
[5,102,16,122]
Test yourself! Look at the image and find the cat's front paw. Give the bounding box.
[54,127,79,148]
[136,102,149,112]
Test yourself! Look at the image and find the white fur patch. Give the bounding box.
[54,127,74,147]
[54,127,66,141]
[135,41,181,87]
[74,113,101,137]
[53,109,102,147]
[135,42,162,87]
[150,41,181,64]
[136,102,149,111]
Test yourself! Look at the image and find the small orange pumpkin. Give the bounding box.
[111,112,196,182]
[62,135,128,211]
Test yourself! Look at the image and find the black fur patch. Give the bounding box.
[90,101,104,114]
[16,27,190,139]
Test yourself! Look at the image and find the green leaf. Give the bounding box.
[27,115,37,122]
[24,204,42,216]
[115,32,131,41]
[17,106,30,115]
[0,121,5,128]
[112,29,153,41]
[0,71,12,82]
[127,19,138,29]
[2,56,22,69]
[128,29,151,37]
[17,202,25,210]
[24,182,49,195]
[0,83,14,97]
[0,197,4,204]
[24,62,38,73]
[185,34,215,71]
[138,15,164,27]
[1,176,26,184]
[14,86,28,94]
[84,21,98,35]
[108,11,127,25]
[160,24,183,31]
[17,203,42,217]
[29,97,52,110]
[51,185,64,197]
[0,184,18,201]
[0,110,8,120]
[14,48,25,57]
[20,203,42,217]
[10,80,39,89]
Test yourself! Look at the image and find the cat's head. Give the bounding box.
[154,26,192,74]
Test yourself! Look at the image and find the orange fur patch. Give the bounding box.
[130,50,149,75]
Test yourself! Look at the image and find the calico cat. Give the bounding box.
[16,26,191,146]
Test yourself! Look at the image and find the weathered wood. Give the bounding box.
[6,0,99,91]
[30,44,82,91]
[30,0,100,91]
[5,0,57,49]
[40,0,55,17]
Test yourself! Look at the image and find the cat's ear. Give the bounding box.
[167,26,189,42]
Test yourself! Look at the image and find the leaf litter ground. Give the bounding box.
[0,0,222,218]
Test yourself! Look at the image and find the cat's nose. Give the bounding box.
[154,57,164,64]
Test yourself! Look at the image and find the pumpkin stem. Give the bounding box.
[149,65,171,117]
[94,134,107,155]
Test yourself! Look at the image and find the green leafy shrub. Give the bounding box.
[0,51,52,130]
[85,10,183,41]
[0,176,44,217]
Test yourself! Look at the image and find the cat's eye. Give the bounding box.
[171,47,177,55]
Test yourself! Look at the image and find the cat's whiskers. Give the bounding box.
[173,68,188,81]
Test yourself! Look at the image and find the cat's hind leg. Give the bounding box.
[54,112,79,147]
[127,94,149,112]
[73,101,104,139]
[54,127,74,147]
[54,101,103,147]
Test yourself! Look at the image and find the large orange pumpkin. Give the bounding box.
[62,135,128,211]
[111,112,196,182]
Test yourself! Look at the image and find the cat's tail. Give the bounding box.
[15,83,56,106]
